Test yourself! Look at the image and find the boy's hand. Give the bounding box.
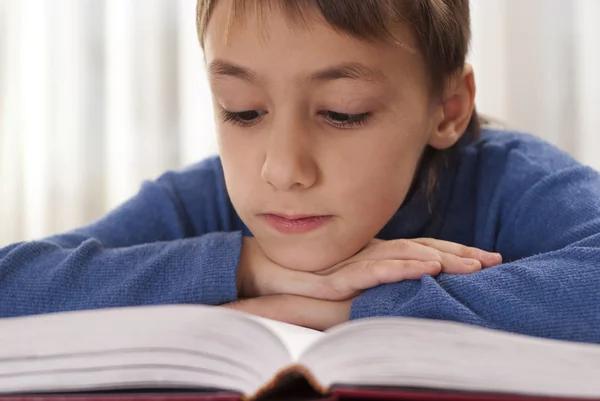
[311,237,502,300]
[222,295,353,331]
[238,236,502,301]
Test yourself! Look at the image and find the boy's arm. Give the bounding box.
[0,159,241,318]
[350,157,600,343]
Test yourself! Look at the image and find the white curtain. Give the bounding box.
[1,0,599,244]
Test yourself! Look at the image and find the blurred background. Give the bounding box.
[1,0,599,244]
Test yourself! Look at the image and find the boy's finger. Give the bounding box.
[331,259,442,298]
[410,237,502,268]
[358,239,481,272]
[435,252,482,274]
[357,238,445,263]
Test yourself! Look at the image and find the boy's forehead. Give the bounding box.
[203,0,415,53]
[202,0,428,92]
[206,1,334,55]
[199,0,472,97]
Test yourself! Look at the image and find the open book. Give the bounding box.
[1,304,600,401]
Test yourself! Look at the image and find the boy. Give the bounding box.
[1,0,599,343]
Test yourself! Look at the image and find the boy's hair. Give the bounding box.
[196,0,482,199]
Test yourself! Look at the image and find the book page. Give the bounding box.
[249,316,323,361]
[299,317,600,399]
[0,305,293,397]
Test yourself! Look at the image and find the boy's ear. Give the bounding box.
[427,64,476,150]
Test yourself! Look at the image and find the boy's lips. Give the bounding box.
[265,212,326,220]
[259,213,333,234]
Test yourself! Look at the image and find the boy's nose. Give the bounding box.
[261,129,318,191]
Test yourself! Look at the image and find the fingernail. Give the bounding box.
[425,261,441,268]
[480,251,502,262]
[461,257,476,265]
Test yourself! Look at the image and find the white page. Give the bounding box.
[0,305,296,396]
[249,316,323,361]
[299,317,600,399]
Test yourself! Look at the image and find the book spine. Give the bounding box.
[246,364,328,401]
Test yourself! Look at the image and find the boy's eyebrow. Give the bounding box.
[309,62,389,84]
[208,59,257,83]
[208,59,388,85]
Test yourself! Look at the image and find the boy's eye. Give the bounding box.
[319,110,372,128]
[220,108,372,129]
[220,109,266,127]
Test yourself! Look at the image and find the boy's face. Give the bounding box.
[204,2,440,272]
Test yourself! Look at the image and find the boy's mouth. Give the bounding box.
[259,213,333,234]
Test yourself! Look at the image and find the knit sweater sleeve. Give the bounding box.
[350,136,600,343]
[0,158,241,318]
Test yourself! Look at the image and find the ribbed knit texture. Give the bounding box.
[1,130,599,343]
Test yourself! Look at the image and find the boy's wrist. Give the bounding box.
[238,236,275,298]
[237,237,254,297]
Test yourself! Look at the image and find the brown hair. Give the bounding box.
[196,0,481,198]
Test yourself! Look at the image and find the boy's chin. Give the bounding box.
[260,241,361,273]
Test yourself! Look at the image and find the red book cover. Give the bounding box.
[0,394,240,401]
[331,386,600,401]
[1,387,599,401]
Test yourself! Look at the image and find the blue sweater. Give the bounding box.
[1,129,600,342]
